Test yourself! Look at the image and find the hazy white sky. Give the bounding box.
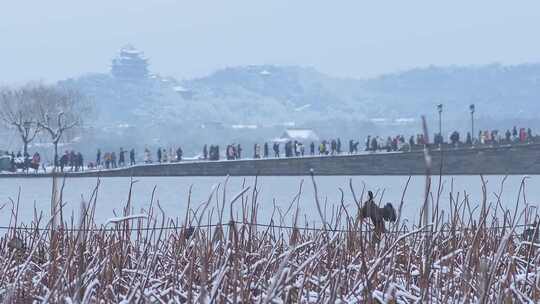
[1,1,539,84]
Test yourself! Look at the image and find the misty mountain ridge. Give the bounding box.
[57,61,540,154]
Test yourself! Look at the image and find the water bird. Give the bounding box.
[358,191,397,234]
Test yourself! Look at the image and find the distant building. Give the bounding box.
[111,45,149,80]
[278,128,319,142]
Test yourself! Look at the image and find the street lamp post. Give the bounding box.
[437,104,443,145]
[469,104,475,145]
[23,121,31,155]
[23,121,31,134]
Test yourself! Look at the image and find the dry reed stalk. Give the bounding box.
[0,175,539,302]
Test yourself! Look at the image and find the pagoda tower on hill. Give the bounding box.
[111,44,149,80]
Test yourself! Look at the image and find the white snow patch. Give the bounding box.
[106,214,147,225]
[231,124,258,129]
[294,104,311,112]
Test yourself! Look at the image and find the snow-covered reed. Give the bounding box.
[0,174,539,303]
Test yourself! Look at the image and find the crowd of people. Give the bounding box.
[478,127,534,145]
[58,150,84,172]
[1,126,537,173]
[93,148,136,169]
[140,146,184,164]
[78,146,184,170]
[210,126,537,158]
[445,127,535,146]
[1,150,43,173]
[365,127,536,152]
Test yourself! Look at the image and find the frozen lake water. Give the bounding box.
[0,175,539,227]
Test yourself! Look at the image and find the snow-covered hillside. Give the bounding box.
[58,63,540,155]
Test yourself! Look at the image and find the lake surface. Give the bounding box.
[0,175,538,227]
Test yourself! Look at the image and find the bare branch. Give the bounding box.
[0,85,42,153]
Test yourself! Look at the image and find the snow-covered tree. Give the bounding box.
[0,86,42,155]
[35,85,89,168]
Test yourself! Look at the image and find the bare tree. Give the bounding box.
[35,85,88,168]
[0,86,41,155]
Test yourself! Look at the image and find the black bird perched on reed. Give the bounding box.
[358,191,397,234]
[183,226,195,240]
